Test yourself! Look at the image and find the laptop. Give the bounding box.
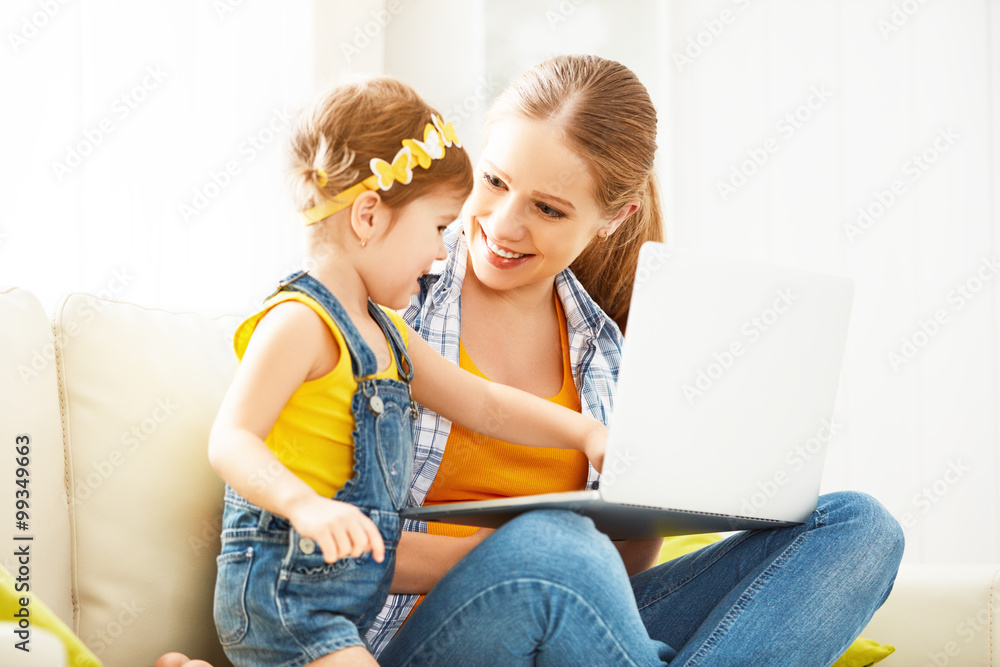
[401,242,855,539]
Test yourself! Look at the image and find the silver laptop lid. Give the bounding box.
[600,243,854,523]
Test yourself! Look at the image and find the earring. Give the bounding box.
[360,237,368,248]
[599,231,609,243]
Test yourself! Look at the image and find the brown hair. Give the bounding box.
[486,55,663,332]
[287,75,473,244]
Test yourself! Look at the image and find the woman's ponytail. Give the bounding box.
[571,172,664,333]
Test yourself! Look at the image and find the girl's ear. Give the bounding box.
[350,191,382,246]
[597,199,640,240]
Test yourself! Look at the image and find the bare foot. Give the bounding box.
[153,652,214,667]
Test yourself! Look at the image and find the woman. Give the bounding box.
[369,55,904,666]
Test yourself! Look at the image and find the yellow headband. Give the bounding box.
[302,114,463,225]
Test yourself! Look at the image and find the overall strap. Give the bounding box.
[270,271,378,380]
[367,301,414,383]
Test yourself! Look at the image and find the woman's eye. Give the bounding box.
[536,202,565,219]
[482,172,505,189]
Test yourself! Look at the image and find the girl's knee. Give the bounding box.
[307,645,378,666]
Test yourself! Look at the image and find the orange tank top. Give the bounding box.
[407,297,588,615]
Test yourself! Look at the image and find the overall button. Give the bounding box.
[298,537,316,555]
[369,395,384,415]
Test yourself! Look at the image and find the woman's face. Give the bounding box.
[462,116,613,295]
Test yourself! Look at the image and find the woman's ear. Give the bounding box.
[350,191,382,246]
[598,199,640,239]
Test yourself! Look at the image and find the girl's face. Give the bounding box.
[462,116,612,295]
[367,187,466,309]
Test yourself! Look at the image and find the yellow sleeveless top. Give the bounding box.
[234,292,409,498]
[405,298,588,616]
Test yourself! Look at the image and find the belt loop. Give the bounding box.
[257,509,273,531]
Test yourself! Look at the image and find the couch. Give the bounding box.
[1,284,997,666]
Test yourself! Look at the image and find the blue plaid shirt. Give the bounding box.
[366,225,623,655]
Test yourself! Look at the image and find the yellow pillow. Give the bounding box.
[658,533,722,563]
[656,536,894,667]
[831,638,895,666]
[0,564,102,666]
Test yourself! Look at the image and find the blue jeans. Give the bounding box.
[377,491,904,666]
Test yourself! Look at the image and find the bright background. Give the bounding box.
[2,0,998,564]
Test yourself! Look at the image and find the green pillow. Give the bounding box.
[832,637,895,666]
[656,536,895,667]
[657,533,722,563]
[0,564,102,666]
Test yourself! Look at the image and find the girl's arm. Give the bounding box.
[208,301,384,563]
[405,329,606,471]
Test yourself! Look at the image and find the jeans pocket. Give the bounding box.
[214,546,254,646]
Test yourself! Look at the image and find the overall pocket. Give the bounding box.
[214,546,254,646]
[277,531,398,638]
[374,401,414,510]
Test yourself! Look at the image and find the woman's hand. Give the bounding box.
[287,494,386,564]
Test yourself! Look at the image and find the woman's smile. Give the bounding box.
[476,224,534,269]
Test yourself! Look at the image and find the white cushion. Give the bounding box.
[0,287,73,626]
[55,293,239,665]
[862,563,1000,664]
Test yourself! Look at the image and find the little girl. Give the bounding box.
[207,76,607,667]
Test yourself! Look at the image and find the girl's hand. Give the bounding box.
[582,425,607,474]
[287,494,386,563]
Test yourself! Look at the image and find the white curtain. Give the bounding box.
[1,0,316,317]
[660,0,1000,565]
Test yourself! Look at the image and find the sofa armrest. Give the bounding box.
[860,563,999,665]
[0,287,73,626]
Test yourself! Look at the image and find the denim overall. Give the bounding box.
[214,271,416,666]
